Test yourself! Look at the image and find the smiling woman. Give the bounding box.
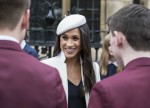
[41,14,100,108]
[60,28,81,59]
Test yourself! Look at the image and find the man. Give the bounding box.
[0,0,67,108]
[88,4,150,108]
[21,39,39,59]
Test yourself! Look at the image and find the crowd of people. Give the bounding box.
[0,0,150,108]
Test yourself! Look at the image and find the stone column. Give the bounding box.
[141,0,150,8]
[62,0,70,17]
[148,0,150,8]
[100,0,133,41]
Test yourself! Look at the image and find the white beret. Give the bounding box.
[56,14,86,35]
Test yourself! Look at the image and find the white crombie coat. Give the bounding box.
[41,51,100,107]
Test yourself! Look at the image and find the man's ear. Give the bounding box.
[22,9,30,29]
[114,31,123,47]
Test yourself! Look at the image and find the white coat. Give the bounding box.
[41,51,100,107]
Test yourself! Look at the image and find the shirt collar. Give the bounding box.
[108,60,118,66]
[0,35,19,43]
[20,40,26,49]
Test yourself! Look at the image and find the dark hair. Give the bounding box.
[107,4,150,51]
[0,0,30,30]
[53,24,96,93]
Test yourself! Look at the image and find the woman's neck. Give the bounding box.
[65,56,80,65]
[66,56,81,86]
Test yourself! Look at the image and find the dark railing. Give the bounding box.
[26,28,55,59]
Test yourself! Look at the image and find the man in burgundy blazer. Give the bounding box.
[88,4,150,108]
[0,0,67,108]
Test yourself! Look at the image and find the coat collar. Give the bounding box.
[57,51,66,62]
[125,57,150,70]
[0,40,22,51]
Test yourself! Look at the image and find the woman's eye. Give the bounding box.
[72,36,79,40]
[62,36,68,40]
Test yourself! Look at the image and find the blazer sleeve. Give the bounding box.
[55,70,67,108]
[23,44,39,59]
[93,62,101,82]
[88,82,110,108]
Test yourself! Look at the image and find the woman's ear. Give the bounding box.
[22,9,30,29]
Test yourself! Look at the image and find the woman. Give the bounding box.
[41,14,100,108]
[100,34,123,79]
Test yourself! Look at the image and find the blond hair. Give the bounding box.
[100,34,122,76]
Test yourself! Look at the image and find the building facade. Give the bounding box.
[28,0,149,60]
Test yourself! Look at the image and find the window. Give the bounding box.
[70,0,101,44]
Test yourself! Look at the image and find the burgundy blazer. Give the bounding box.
[0,40,67,108]
[88,58,150,108]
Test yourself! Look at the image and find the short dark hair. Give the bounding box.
[53,24,96,93]
[0,0,30,30]
[107,4,150,51]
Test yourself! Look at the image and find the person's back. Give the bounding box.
[95,58,150,108]
[0,0,67,108]
[0,41,67,108]
[88,4,150,108]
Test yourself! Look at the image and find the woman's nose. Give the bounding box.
[66,39,73,46]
